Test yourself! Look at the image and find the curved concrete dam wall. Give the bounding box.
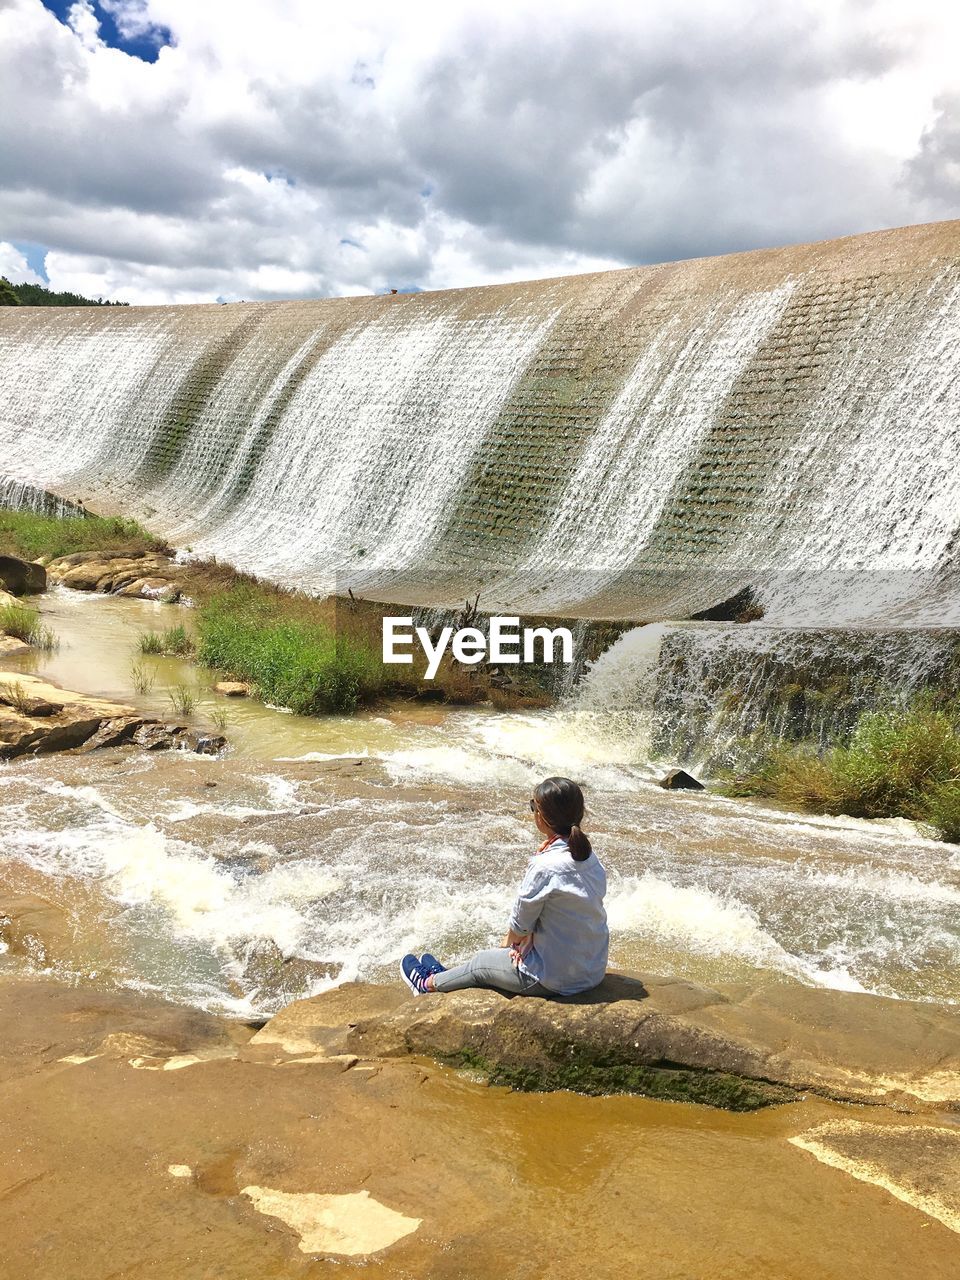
[2,219,960,623]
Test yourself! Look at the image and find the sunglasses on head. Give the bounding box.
[529,798,536,812]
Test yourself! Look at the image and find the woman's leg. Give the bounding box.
[431,948,548,996]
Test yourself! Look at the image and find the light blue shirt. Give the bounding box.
[507,836,608,994]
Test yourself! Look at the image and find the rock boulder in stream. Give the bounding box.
[0,553,46,595]
[46,549,182,600]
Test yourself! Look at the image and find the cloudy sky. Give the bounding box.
[1,0,959,303]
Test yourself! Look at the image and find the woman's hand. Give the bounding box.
[503,929,533,964]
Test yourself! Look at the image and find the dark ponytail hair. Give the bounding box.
[533,776,592,861]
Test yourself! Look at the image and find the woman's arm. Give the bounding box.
[505,866,552,952]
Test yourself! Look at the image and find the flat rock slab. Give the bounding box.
[3,972,960,1277]
[789,1119,960,1235]
[259,973,960,1112]
[0,673,219,758]
[0,975,245,1082]
[0,635,33,658]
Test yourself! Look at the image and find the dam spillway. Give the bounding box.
[2,219,960,625]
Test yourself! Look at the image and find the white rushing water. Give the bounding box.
[3,719,959,1015]
[495,281,798,610]
[173,304,560,591]
[558,622,960,770]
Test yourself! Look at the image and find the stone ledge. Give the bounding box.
[257,972,960,1112]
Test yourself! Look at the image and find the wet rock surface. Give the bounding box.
[659,767,705,790]
[0,635,31,657]
[261,973,960,1112]
[0,673,223,759]
[238,939,339,1006]
[214,680,250,696]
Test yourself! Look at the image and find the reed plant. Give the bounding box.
[130,660,156,695]
[0,602,40,640]
[30,623,59,652]
[722,692,960,842]
[167,683,198,716]
[1,680,33,714]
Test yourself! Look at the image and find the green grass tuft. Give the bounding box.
[138,624,194,657]
[129,661,155,695]
[721,692,960,843]
[167,683,197,716]
[0,602,58,650]
[0,602,40,641]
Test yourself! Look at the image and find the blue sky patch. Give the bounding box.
[39,1,173,63]
[13,241,49,281]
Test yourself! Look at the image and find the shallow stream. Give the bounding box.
[2,588,959,1015]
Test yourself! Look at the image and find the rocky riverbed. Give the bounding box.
[0,671,225,758]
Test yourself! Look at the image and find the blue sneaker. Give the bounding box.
[400,954,431,995]
[419,953,446,977]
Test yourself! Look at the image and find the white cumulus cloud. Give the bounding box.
[0,0,958,303]
[0,240,44,285]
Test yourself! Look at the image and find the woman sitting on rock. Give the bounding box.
[400,776,608,998]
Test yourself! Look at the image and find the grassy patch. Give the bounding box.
[139,624,194,657]
[0,510,165,562]
[0,602,39,641]
[721,693,960,842]
[0,602,57,650]
[195,584,408,714]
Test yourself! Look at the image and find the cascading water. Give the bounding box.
[548,622,960,773]
[0,476,83,517]
[496,280,798,612]
[1,221,959,622]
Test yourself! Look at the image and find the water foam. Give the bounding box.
[606,872,868,992]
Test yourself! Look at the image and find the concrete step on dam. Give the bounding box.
[2,219,960,625]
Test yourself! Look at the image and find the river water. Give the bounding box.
[2,588,959,1016]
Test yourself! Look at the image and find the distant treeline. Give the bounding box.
[0,277,129,307]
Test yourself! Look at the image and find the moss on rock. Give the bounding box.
[441,1044,796,1110]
